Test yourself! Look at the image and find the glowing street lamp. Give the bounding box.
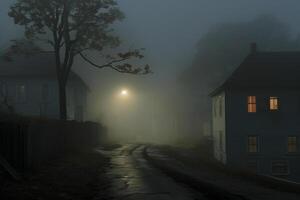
[121,90,128,95]
[120,89,129,97]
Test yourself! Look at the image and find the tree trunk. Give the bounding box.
[59,81,67,120]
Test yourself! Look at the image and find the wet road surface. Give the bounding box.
[101,144,207,200]
[97,144,300,200]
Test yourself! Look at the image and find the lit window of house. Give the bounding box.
[272,160,289,175]
[270,97,279,110]
[247,96,256,113]
[16,84,26,102]
[248,136,259,153]
[288,136,297,153]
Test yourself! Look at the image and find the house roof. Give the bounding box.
[0,52,89,90]
[210,50,300,96]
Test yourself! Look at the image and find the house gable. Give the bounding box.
[211,49,300,96]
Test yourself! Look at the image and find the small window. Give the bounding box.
[248,136,259,153]
[288,136,297,153]
[272,160,289,175]
[270,97,279,111]
[248,96,256,113]
[16,84,26,102]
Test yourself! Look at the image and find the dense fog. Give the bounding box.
[1,0,300,144]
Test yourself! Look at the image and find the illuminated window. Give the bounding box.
[247,96,256,113]
[272,160,289,175]
[288,136,297,153]
[248,136,258,153]
[270,97,279,110]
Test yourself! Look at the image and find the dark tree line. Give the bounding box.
[180,15,300,91]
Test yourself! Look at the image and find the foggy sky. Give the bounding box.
[2,0,300,82]
[115,0,300,77]
[1,0,300,124]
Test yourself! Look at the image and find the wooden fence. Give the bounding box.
[0,120,106,171]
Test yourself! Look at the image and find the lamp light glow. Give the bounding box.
[121,90,128,96]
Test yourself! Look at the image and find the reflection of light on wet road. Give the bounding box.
[104,144,206,200]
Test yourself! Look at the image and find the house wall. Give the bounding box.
[226,88,300,182]
[212,91,226,164]
[0,78,60,118]
[0,78,87,121]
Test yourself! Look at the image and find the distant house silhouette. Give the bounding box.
[211,43,300,182]
[0,53,88,121]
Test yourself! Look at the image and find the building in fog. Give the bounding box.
[0,53,88,121]
[211,44,300,182]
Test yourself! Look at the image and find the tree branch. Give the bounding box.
[79,52,151,74]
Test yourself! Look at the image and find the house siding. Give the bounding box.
[225,88,300,182]
[212,92,226,164]
[0,77,87,121]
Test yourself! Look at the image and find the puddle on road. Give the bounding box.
[104,144,207,200]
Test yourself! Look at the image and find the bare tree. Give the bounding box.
[9,0,150,120]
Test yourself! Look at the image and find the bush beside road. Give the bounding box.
[0,150,111,200]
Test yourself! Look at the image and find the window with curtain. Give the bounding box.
[248,96,256,113]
